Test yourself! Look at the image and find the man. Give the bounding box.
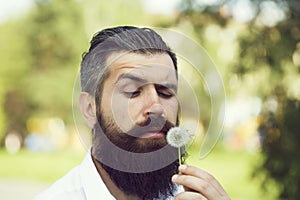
[35,26,230,200]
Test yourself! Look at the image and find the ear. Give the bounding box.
[79,92,97,129]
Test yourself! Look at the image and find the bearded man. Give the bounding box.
[34,26,230,200]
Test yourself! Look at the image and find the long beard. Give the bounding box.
[92,112,186,199]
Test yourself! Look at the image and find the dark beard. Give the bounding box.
[92,112,186,199]
[99,158,179,200]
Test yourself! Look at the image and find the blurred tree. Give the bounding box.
[0,0,177,145]
[0,0,86,144]
[83,0,147,35]
[22,0,86,120]
[0,0,178,146]
[175,0,300,199]
[0,19,34,144]
[258,90,300,199]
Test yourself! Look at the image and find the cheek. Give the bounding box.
[162,99,179,122]
[127,99,143,121]
[110,94,134,132]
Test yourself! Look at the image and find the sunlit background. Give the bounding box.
[0,0,299,199]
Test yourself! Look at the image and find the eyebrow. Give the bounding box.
[116,73,178,92]
[115,73,147,84]
[157,83,178,92]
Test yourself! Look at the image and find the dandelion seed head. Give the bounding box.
[166,127,191,148]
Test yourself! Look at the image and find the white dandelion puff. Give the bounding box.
[167,127,191,148]
[167,127,192,166]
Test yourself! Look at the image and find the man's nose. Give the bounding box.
[147,104,164,117]
[144,87,164,117]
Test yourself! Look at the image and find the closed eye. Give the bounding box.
[156,86,175,99]
[124,90,141,98]
[155,83,177,99]
[158,91,174,99]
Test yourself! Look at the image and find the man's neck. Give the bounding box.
[91,155,140,200]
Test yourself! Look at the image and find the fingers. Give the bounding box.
[172,174,218,199]
[174,191,208,200]
[179,165,228,195]
[172,165,231,200]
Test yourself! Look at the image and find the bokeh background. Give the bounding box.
[0,0,299,199]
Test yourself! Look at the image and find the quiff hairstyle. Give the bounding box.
[80,26,177,95]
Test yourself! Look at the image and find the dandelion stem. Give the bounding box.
[178,147,181,166]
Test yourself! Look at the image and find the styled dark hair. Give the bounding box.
[80,26,177,94]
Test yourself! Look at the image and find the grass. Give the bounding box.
[186,144,278,200]
[0,146,278,200]
[0,149,85,182]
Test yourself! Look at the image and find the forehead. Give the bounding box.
[105,52,177,84]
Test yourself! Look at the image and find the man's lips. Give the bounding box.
[140,132,165,139]
[127,118,174,139]
[128,126,168,139]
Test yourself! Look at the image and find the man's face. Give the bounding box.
[92,52,181,199]
[98,52,178,150]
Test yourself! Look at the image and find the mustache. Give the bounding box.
[126,116,175,138]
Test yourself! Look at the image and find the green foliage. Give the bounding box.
[0,20,34,142]
[0,0,167,145]
[257,97,300,200]
[176,0,300,199]
[25,0,86,72]
[0,0,86,143]
[235,22,299,98]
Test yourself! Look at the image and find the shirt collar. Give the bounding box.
[79,150,115,200]
[79,149,183,200]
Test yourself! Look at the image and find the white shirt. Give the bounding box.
[34,151,182,200]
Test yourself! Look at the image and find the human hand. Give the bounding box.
[171,165,231,200]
